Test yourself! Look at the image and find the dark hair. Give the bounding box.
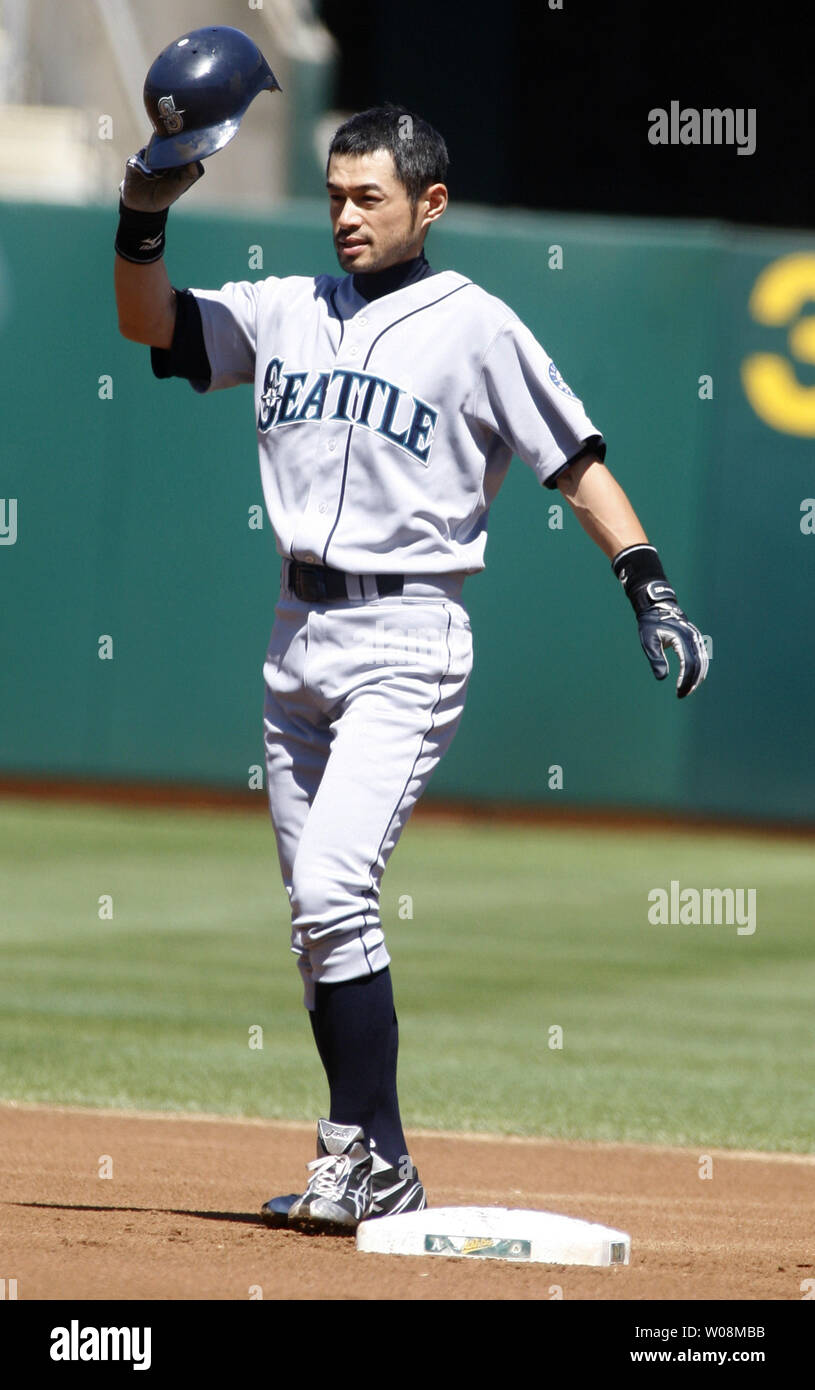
[327,104,448,206]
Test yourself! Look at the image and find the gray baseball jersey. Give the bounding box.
[188,270,605,575]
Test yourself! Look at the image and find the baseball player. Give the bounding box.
[115,98,708,1235]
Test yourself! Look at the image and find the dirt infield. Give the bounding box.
[2,1103,812,1301]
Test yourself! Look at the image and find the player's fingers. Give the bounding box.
[127,147,155,177]
[654,624,708,699]
[120,149,204,212]
[167,160,205,198]
[657,628,688,693]
[639,622,670,680]
[674,625,709,699]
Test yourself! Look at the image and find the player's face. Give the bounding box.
[327,150,434,275]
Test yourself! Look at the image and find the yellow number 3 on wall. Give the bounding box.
[742,252,815,436]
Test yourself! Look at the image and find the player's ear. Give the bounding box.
[418,182,447,230]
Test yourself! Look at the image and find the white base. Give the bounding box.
[356,1206,630,1266]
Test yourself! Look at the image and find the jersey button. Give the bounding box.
[348,345,359,357]
[304,553,316,564]
[358,316,367,325]
[318,503,329,514]
[328,439,336,451]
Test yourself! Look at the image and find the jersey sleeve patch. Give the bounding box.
[475,319,605,488]
[547,360,578,399]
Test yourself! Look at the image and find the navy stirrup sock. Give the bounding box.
[310,967,408,1169]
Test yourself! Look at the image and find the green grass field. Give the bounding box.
[1,796,812,1152]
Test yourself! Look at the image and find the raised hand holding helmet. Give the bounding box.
[115,27,280,265]
[120,148,204,214]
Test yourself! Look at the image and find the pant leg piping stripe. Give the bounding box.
[359,607,454,936]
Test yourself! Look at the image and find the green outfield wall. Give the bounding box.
[1,199,813,819]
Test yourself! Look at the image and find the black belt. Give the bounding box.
[284,559,404,603]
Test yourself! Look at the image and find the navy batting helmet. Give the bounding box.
[143,26,281,170]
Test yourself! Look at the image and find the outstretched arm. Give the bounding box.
[555,452,648,557]
[557,452,709,699]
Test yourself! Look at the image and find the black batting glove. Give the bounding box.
[115,149,204,264]
[612,544,709,699]
[120,147,204,212]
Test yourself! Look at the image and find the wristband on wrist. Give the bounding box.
[114,198,168,264]
[611,543,677,615]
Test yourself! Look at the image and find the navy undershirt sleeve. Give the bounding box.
[150,288,212,393]
[544,433,607,489]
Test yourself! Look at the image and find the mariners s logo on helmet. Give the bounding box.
[157,95,185,134]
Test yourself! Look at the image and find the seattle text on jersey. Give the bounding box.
[257,357,439,466]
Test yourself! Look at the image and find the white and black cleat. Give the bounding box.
[259,1191,300,1229]
[261,1134,427,1230]
[369,1149,427,1216]
[286,1119,373,1235]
